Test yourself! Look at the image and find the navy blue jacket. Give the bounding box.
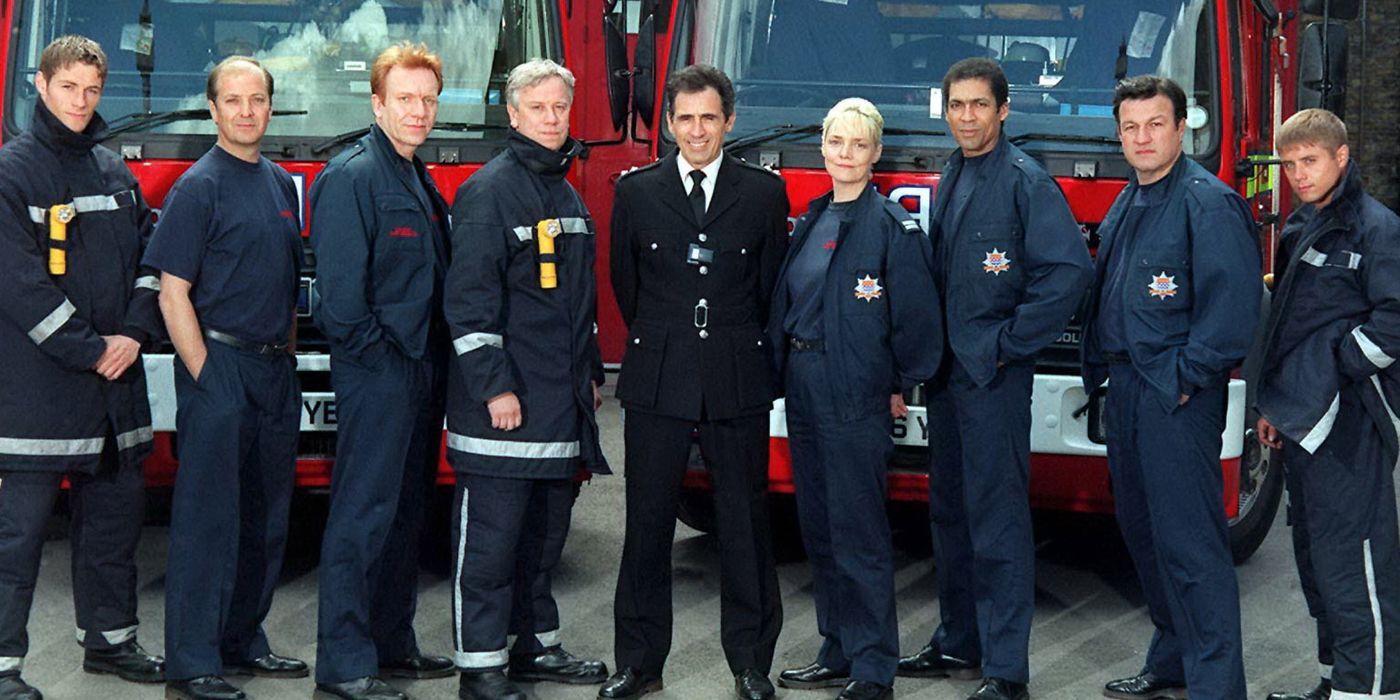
[309,125,450,366]
[1081,156,1262,410]
[0,103,160,473]
[768,185,943,421]
[444,131,609,478]
[1255,163,1400,454]
[933,137,1092,387]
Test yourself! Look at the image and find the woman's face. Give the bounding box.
[822,118,881,189]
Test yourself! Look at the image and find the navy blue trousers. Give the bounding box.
[1105,365,1245,699]
[451,473,575,671]
[925,361,1035,683]
[1283,448,1336,681]
[316,348,443,683]
[165,341,298,681]
[786,350,898,686]
[1282,385,1400,698]
[0,440,145,671]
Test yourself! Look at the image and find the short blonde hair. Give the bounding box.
[822,97,884,145]
[505,59,576,108]
[1278,108,1348,153]
[371,42,443,97]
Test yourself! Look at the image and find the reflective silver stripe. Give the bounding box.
[1365,539,1385,695]
[1301,247,1329,267]
[71,193,129,213]
[0,656,20,673]
[74,624,138,646]
[559,217,591,235]
[1299,393,1341,454]
[512,226,534,242]
[1339,251,1364,269]
[446,432,580,460]
[1331,691,1400,699]
[26,206,45,223]
[454,648,507,669]
[115,426,153,450]
[1353,327,1395,369]
[134,275,161,291]
[535,629,560,648]
[453,485,470,658]
[1321,663,1333,680]
[453,332,503,356]
[0,435,104,457]
[28,299,76,344]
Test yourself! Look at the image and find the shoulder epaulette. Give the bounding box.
[617,159,664,180]
[881,198,923,233]
[734,157,784,179]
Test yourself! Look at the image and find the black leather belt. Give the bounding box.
[1101,351,1132,365]
[205,328,288,355]
[790,337,824,352]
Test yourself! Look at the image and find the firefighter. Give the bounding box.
[899,58,1091,700]
[308,42,455,700]
[145,56,307,700]
[603,64,788,700]
[771,98,943,700]
[1256,108,1400,700]
[1080,76,1259,700]
[444,59,610,700]
[0,35,165,700]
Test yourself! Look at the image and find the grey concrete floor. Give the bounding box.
[16,391,1350,700]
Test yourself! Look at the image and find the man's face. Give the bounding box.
[666,87,733,170]
[945,77,1006,157]
[372,65,440,158]
[1280,141,1349,207]
[35,62,104,134]
[507,76,572,151]
[1116,95,1185,185]
[208,64,271,152]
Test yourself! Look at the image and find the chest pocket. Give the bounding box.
[376,195,426,257]
[1299,245,1363,299]
[966,222,1025,294]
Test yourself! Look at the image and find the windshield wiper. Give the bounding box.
[310,121,503,156]
[1009,132,1120,147]
[724,123,822,152]
[103,109,308,140]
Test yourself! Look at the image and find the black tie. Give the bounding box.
[688,170,707,226]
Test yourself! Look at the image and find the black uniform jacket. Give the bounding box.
[0,102,161,473]
[610,151,789,422]
[309,124,450,366]
[934,137,1092,388]
[1081,156,1261,411]
[768,185,944,421]
[444,131,609,478]
[1255,163,1400,455]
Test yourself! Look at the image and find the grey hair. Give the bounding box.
[505,59,575,108]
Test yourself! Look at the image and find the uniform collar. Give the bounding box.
[506,129,583,178]
[31,100,107,155]
[676,151,723,187]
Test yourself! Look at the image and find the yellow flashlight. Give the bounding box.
[536,218,562,289]
[48,204,75,275]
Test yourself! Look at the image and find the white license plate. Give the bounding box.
[301,392,337,431]
[891,406,931,446]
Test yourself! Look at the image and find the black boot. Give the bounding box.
[82,639,165,683]
[0,672,41,700]
[897,643,982,680]
[459,670,525,700]
[1267,678,1332,700]
[314,676,408,700]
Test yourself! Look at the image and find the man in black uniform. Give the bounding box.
[0,35,165,700]
[310,42,454,700]
[445,58,609,700]
[603,64,789,700]
[1257,108,1400,700]
[145,56,306,700]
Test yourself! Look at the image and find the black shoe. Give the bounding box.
[598,667,663,699]
[459,670,525,700]
[836,680,893,700]
[223,652,309,679]
[777,662,851,689]
[1267,678,1332,700]
[380,653,455,680]
[0,673,42,700]
[970,677,1029,700]
[509,648,608,684]
[83,639,165,683]
[1102,672,1187,699]
[735,669,775,700]
[897,643,982,680]
[314,676,408,700]
[165,675,246,700]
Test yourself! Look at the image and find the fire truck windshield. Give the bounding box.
[680,0,1219,157]
[5,0,560,140]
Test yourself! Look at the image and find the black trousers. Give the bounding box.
[613,409,780,676]
[0,441,145,673]
[316,349,443,684]
[164,341,299,681]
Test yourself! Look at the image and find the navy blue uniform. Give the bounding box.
[919,137,1091,685]
[1256,163,1400,699]
[144,145,302,681]
[445,131,607,670]
[1081,156,1260,699]
[0,102,161,673]
[309,124,451,684]
[768,185,942,685]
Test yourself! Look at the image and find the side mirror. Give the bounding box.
[603,3,630,133]
[633,3,657,130]
[1300,0,1360,20]
[1297,21,1348,117]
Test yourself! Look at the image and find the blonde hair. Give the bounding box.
[1278,108,1348,153]
[822,98,884,145]
[371,42,443,97]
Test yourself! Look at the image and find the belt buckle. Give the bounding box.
[693,299,709,329]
